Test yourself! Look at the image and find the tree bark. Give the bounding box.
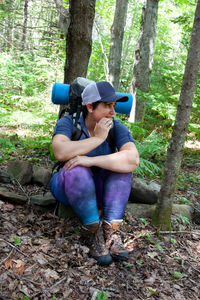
[21,0,29,51]
[54,0,69,37]
[108,0,128,90]
[59,0,96,118]
[129,0,159,122]
[64,0,96,83]
[152,0,200,230]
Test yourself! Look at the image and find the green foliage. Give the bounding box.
[21,294,30,300]
[139,218,148,225]
[171,238,176,244]
[134,131,168,178]
[177,197,191,205]
[136,260,142,266]
[146,287,158,295]
[177,170,200,190]
[0,136,16,162]
[175,214,190,225]
[13,237,21,245]
[97,291,108,300]
[173,271,185,279]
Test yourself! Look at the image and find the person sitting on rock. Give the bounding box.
[50,81,139,266]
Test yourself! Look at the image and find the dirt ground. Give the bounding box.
[0,199,200,300]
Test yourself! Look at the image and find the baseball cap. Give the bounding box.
[81,81,128,105]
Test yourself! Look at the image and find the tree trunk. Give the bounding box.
[59,0,96,118]
[129,0,159,122]
[21,0,29,51]
[108,0,128,90]
[54,0,69,38]
[152,0,200,230]
[94,19,109,81]
[64,0,96,83]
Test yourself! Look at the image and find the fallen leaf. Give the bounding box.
[5,259,25,275]
[12,259,25,275]
[144,271,157,285]
[5,259,13,269]
[147,251,158,259]
[43,268,60,280]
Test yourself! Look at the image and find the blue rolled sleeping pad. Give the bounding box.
[51,82,133,115]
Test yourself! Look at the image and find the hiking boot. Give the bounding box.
[103,220,128,261]
[82,222,113,266]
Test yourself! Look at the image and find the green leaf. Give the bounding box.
[139,218,148,225]
[136,260,142,266]
[13,237,21,245]
[21,293,30,300]
[97,291,108,300]
[173,256,182,262]
[146,287,158,294]
[173,271,185,278]
[171,238,176,244]
[155,242,163,252]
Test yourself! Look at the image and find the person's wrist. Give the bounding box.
[93,135,105,144]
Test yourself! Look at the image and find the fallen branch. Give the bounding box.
[158,230,200,235]
[0,238,27,257]
[50,276,67,288]
[0,248,14,265]
[13,178,31,202]
[184,260,200,274]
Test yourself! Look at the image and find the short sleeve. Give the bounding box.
[113,120,135,150]
[52,115,73,139]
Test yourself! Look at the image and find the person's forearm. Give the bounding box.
[89,150,139,173]
[53,136,104,161]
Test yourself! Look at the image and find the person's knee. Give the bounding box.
[63,166,93,187]
[108,171,132,183]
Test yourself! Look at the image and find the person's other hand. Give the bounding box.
[64,156,93,170]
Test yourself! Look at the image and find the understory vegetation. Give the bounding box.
[0,0,199,192]
[0,49,199,190]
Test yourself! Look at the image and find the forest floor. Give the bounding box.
[0,161,200,300]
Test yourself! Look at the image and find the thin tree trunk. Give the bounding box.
[152,0,200,230]
[94,20,109,81]
[54,0,69,37]
[108,0,128,90]
[21,0,29,51]
[129,0,159,122]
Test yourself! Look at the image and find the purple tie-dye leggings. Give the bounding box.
[50,166,132,225]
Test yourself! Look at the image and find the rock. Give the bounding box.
[56,203,76,219]
[172,204,193,220]
[30,192,56,206]
[0,187,27,204]
[7,161,33,185]
[32,165,52,187]
[0,170,11,183]
[127,203,156,218]
[193,203,200,225]
[130,177,160,204]
[126,203,193,219]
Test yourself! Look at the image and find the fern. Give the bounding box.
[136,157,161,178]
[133,132,168,178]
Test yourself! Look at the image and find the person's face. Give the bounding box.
[87,101,116,122]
